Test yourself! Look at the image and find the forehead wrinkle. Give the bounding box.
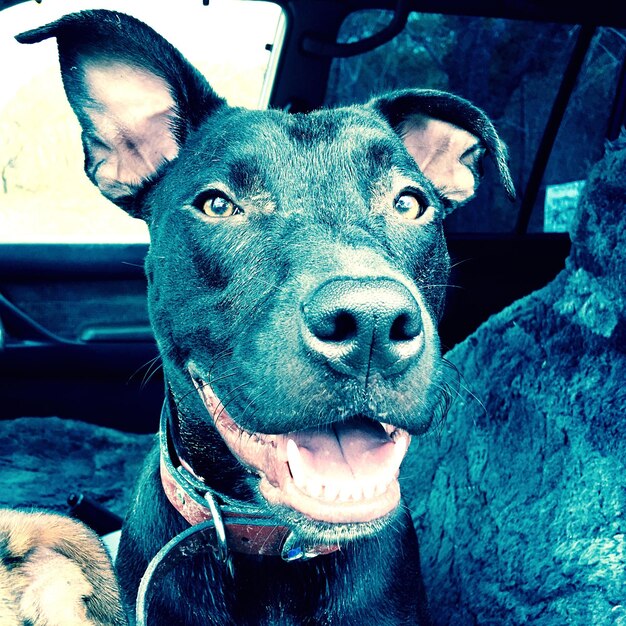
[279,120,400,221]
[205,111,406,220]
[226,156,265,194]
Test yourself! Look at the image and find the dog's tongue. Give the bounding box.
[289,418,393,483]
[271,416,408,520]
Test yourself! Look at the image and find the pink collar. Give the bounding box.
[159,404,340,562]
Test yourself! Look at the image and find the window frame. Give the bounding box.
[267,0,626,235]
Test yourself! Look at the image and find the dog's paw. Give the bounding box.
[0,509,127,626]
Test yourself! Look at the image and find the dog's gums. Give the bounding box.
[190,373,411,524]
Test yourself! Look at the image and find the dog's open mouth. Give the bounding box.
[190,373,410,524]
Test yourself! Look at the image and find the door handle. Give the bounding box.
[79,324,154,343]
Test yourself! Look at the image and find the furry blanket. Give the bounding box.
[0,417,153,517]
[404,135,626,624]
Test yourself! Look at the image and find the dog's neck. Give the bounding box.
[159,400,340,562]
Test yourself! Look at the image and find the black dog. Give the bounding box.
[18,10,513,625]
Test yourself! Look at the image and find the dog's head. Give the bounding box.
[19,10,513,541]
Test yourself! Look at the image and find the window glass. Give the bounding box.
[325,12,626,233]
[534,27,626,233]
[0,0,284,243]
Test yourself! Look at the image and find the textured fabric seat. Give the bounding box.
[405,133,626,625]
[0,416,152,518]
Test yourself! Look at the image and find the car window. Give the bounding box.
[325,11,626,234]
[536,26,626,233]
[0,0,284,243]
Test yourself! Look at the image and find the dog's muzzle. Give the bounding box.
[189,370,411,526]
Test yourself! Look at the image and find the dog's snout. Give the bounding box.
[301,278,424,377]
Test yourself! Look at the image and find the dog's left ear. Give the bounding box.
[370,89,516,212]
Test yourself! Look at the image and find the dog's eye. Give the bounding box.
[394,193,427,220]
[195,193,242,218]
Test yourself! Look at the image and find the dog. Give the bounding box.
[0,509,125,626]
[12,9,514,625]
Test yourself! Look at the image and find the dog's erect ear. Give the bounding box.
[16,10,225,217]
[370,89,515,212]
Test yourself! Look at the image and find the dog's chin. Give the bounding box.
[188,368,411,533]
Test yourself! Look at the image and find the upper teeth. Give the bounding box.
[286,437,407,503]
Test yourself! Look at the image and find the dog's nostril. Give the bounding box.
[389,312,421,342]
[315,311,358,342]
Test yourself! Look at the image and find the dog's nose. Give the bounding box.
[300,278,424,377]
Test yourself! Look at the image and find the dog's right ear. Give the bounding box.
[16,10,225,217]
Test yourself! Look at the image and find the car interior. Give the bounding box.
[1,0,624,431]
[0,0,624,621]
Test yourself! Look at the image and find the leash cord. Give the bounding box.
[135,520,224,626]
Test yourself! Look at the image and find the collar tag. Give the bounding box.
[283,546,305,562]
[280,531,337,562]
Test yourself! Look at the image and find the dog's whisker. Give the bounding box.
[174,374,240,412]
[424,358,464,436]
[298,393,322,424]
[174,387,202,410]
[420,283,463,290]
[241,391,283,432]
[212,381,253,422]
[127,354,163,389]
[446,361,489,424]
[141,364,163,390]
[449,256,473,270]
[128,354,160,380]
[206,370,240,387]
[206,347,234,373]
[237,387,272,423]
[141,358,164,389]
[244,273,285,293]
